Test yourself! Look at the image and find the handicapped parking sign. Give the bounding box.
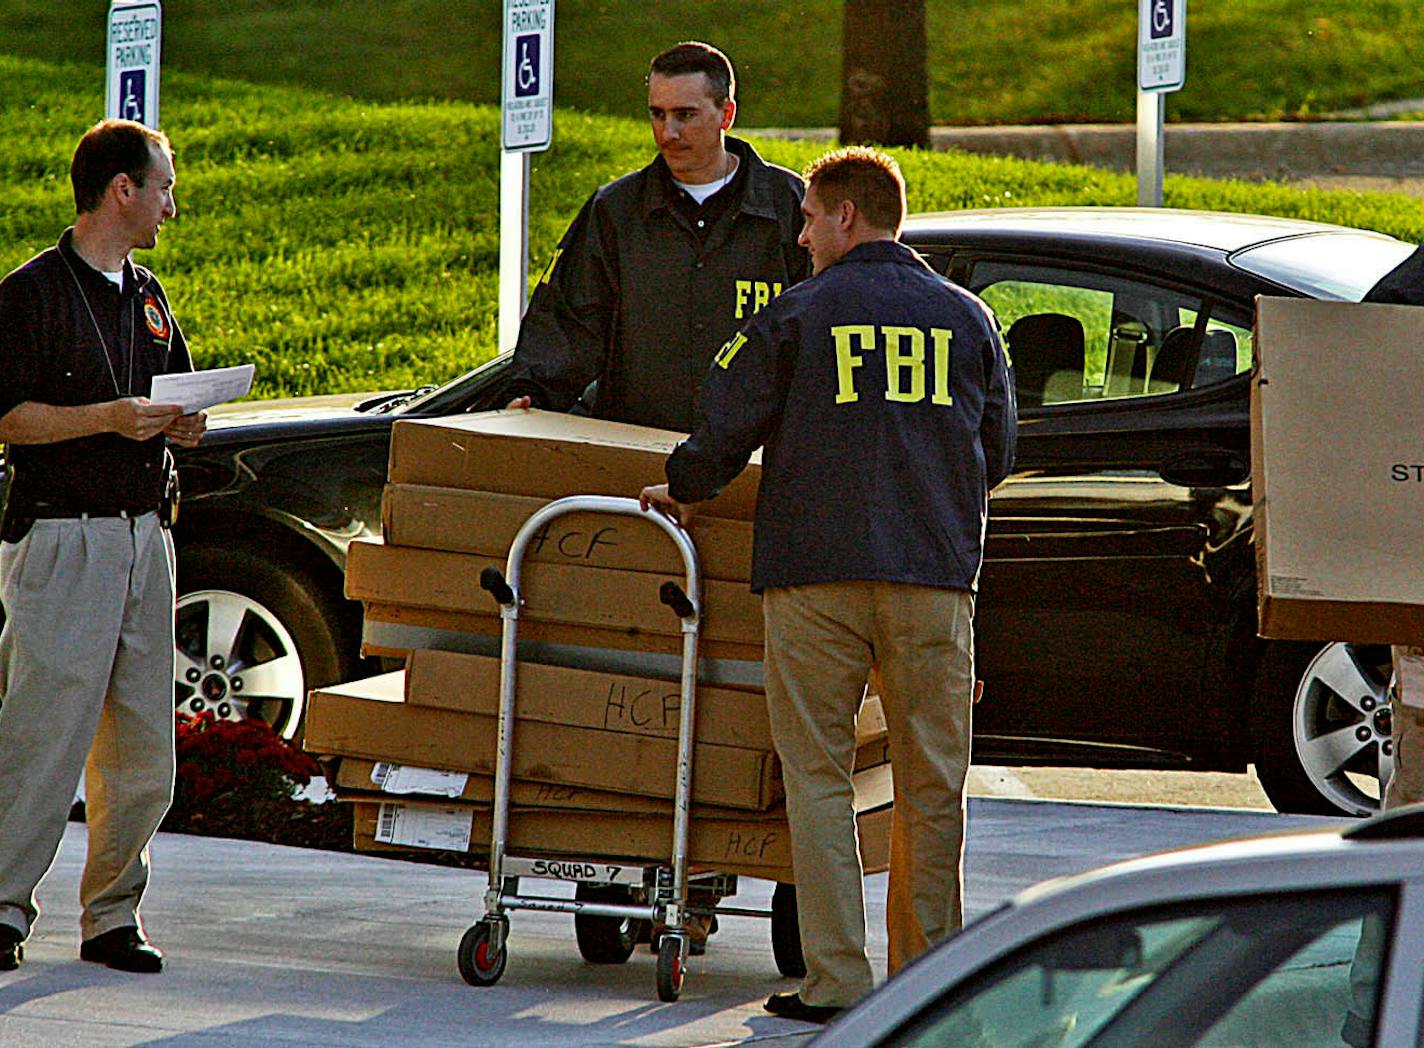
[501,0,553,151]
[1138,0,1185,92]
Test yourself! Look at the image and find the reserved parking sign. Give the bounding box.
[502,0,554,151]
[106,0,162,127]
[1138,0,1186,93]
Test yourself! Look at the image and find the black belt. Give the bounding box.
[31,505,158,520]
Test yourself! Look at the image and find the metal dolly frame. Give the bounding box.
[456,495,719,1001]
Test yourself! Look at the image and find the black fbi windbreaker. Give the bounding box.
[667,240,1018,594]
[501,136,809,432]
[0,229,193,511]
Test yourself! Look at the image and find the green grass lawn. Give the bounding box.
[3,54,1423,400]
[2,0,1422,127]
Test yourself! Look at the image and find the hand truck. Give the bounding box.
[456,494,736,1002]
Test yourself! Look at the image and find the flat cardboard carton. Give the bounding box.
[345,538,764,648]
[348,763,893,880]
[387,410,761,521]
[332,757,735,816]
[304,677,780,810]
[357,599,767,666]
[382,484,755,582]
[405,648,774,750]
[1253,299,1424,643]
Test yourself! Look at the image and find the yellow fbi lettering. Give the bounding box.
[735,280,783,319]
[832,324,954,405]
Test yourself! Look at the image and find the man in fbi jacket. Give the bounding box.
[642,146,1016,1023]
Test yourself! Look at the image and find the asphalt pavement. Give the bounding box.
[0,798,1333,1047]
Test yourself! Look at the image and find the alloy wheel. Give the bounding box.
[1291,643,1394,817]
[174,588,307,740]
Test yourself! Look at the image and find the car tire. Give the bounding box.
[175,545,357,741]
[1253,641,1394,817]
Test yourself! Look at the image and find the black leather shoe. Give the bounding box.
[80,927,164,973]
[0,924,22,971]
[764,990,843,1024]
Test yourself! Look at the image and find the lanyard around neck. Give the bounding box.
[59,249,133,398]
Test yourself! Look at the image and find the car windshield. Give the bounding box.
[893,888,1393,1048]
[1230,233,1417,301]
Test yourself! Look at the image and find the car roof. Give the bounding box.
[815,813,1424,1046]
[901,206,1386,254]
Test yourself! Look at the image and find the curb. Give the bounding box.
[749,121,1424,181]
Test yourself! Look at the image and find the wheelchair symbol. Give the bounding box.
[514,34,540,97]
[1151,0,1172,36]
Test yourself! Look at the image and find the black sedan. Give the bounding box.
[4,207,1411,818]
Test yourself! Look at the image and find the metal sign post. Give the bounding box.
[1136,0,1186,207]
[499,0,555,354]
[106,0,162,127]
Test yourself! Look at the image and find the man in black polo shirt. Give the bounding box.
[643,147,1016,1022]
[501,40,808,431]
[0,119,205,973]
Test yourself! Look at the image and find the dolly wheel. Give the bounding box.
[771,882,806,978]
[458,918,508,987]
[574,883,640,964]
[656,934,687,1002]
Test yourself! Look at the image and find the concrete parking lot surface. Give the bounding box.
[0,798,1332,1047]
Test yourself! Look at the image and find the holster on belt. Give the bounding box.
[0,483,34,545]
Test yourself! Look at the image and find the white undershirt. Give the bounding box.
[100,269,123,289]
[673,154,739,205]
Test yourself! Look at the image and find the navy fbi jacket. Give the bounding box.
[667,240,1017,594]
[500,136,809,432]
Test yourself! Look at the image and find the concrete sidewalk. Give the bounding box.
[751,119,1424,182]
[0,799,1333,1047]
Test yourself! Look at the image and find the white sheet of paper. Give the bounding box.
[374,802,473,851]
[149,364,255,414]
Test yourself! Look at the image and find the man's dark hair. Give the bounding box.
[649,41,735,104]
[804,146,906,233]
[71,119,172,215]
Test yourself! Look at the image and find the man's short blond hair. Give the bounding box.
[804,146,906,233]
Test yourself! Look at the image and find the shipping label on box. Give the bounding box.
[1253,299,1424,643]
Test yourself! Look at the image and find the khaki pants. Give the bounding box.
[763,581,974,1008]
[1386,645,1424,810]
[0,513,176,940]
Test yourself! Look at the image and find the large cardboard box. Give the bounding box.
[1253,299,1424,643]
[405,648,774,750]
[357,599,767,666]
[304,676,781,809]
[387,410,761,521]
[345,539,764,648]
[348,763,894,880]
[382,485,755,582]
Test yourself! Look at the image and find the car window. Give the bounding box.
[890,889,1392,1048]
[967,261,1212,408]
[1177,309,1253,387]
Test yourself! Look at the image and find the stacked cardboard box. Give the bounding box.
[1253,299,1424,642]
[305,657,892,879]
[313,411,892,876]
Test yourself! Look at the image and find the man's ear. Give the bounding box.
[837,198,858,230]
[720,98,736,131]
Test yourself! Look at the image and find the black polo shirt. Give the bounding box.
[0,228,193,511]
